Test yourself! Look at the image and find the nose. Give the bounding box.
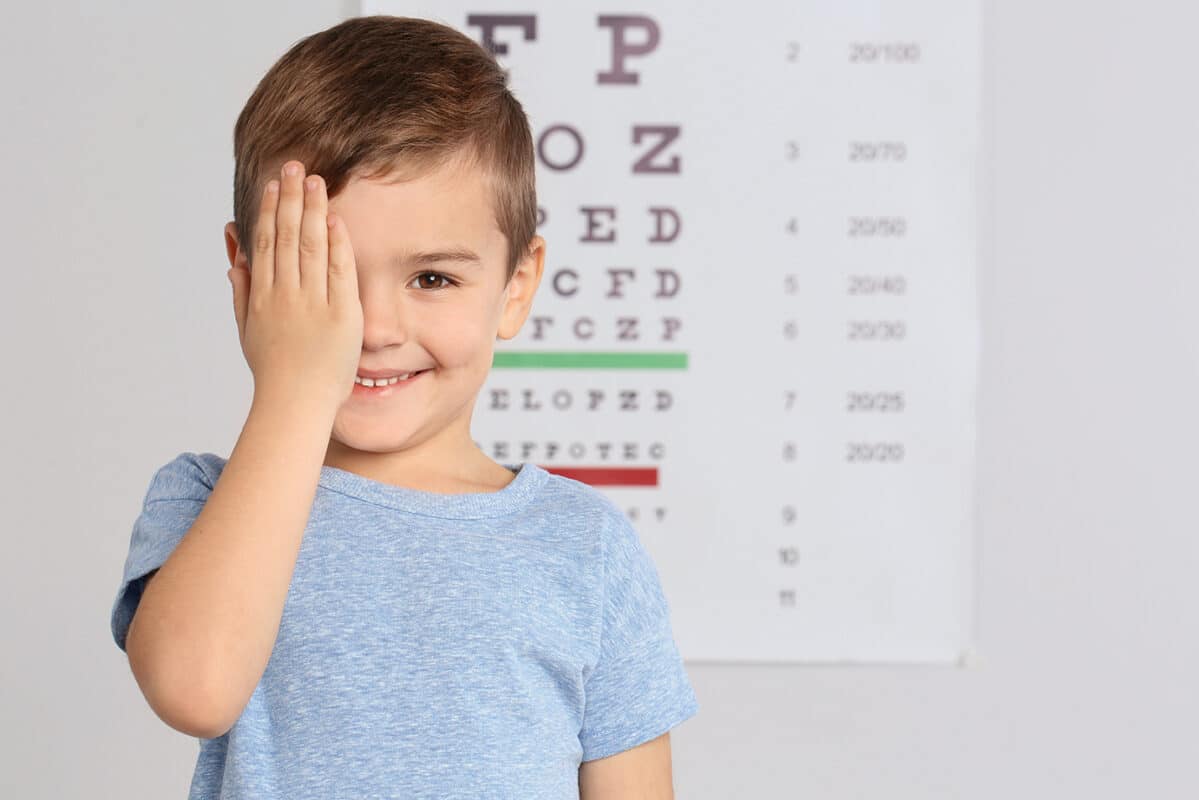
[359,283,409,351]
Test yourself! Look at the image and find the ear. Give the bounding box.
[224,221,247,270]
[496,235,546,341]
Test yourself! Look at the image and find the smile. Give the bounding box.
[351,369,431,397]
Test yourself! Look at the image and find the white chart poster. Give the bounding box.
[359,0,981,664]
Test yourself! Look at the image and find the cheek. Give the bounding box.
[428,312,496,365]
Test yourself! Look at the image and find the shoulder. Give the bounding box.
[142,451,227,504]
[532,469,654,587]
[535,468,633,537]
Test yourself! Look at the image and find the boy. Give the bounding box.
[109,14,699,800]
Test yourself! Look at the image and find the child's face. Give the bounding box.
[225,151,545,483]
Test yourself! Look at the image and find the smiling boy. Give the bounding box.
[253,148,534,496]
[109,14,698,800]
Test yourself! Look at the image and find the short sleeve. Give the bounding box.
[578,506,700,762]
[109,452,217,653]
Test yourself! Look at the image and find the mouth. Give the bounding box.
[352,369,432,396]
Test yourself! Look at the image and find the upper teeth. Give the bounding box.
[355,372,416,387]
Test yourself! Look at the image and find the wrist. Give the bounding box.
[251,385,344,422]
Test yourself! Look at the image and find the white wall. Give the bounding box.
[2,1,1194,796]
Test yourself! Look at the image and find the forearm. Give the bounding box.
[127,391,337,735]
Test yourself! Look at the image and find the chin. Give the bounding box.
[330,417,421,454]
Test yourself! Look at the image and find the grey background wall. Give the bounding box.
[2,1,1194,796]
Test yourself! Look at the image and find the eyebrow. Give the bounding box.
[399,247,484,268]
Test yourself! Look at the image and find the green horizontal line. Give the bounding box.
[492,351,688,369]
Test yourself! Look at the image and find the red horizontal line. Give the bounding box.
[541,466,659,487]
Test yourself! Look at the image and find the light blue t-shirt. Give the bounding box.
[110,452,699,799]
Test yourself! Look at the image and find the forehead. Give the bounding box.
[331,155,503,260]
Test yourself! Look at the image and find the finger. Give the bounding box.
[251,178,279,299]
[274,160,304,290]
[326,212,359,309]
[300,173,328,299]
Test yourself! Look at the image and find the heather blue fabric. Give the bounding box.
[110,452,699,799]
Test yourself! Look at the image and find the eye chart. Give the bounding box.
[359,0,982,664]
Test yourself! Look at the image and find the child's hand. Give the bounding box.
[228,160,364,411]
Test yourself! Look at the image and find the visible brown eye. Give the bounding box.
[409,272,457,291]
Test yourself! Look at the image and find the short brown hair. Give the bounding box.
[231,14,537,284]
